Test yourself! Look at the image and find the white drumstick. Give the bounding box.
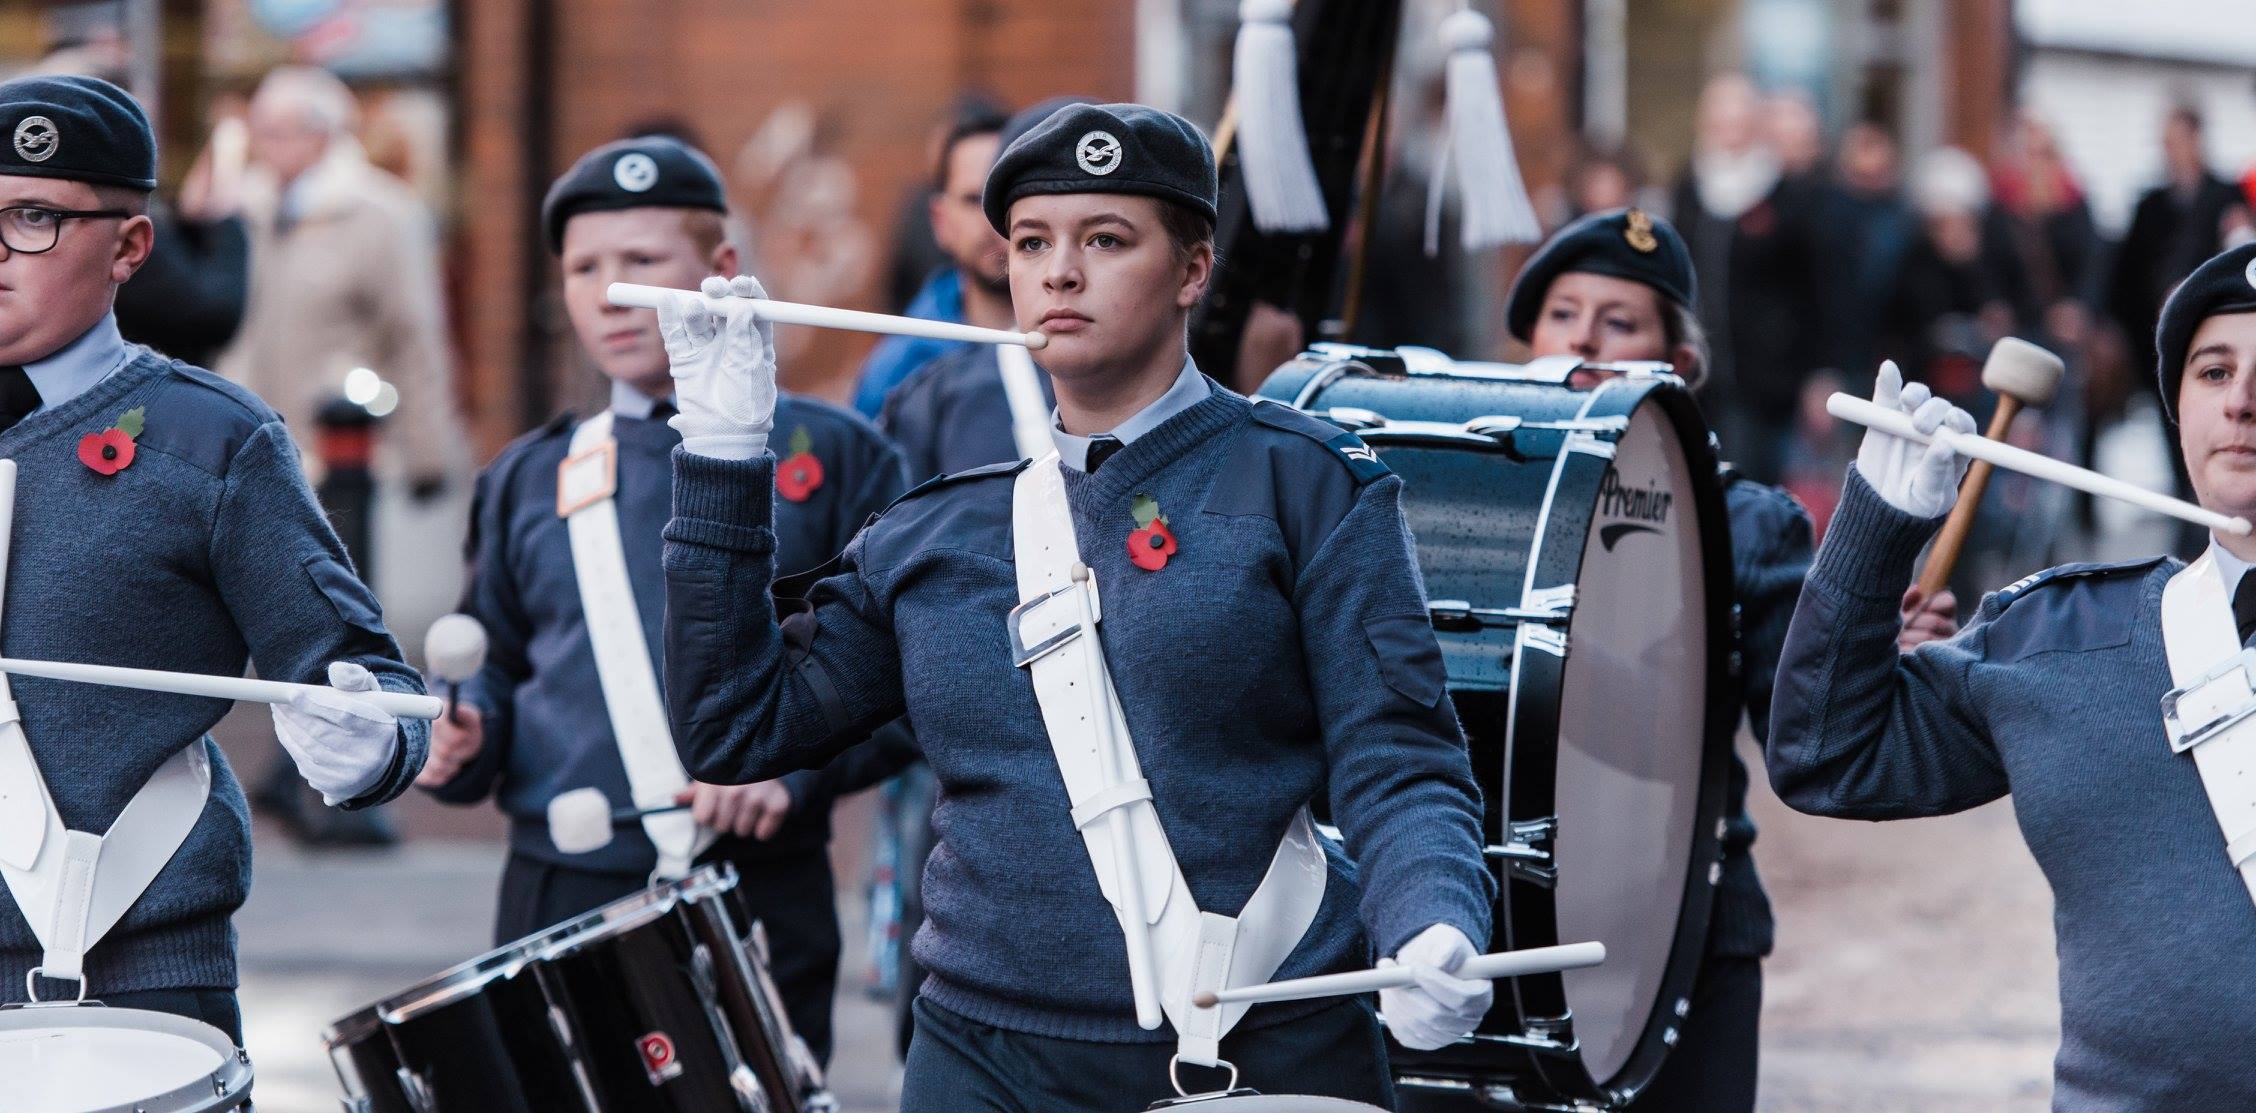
[607,282,1050,350]
[0,656,446,720]
[1192,941,1607,1008]
[1828,393,2253,537]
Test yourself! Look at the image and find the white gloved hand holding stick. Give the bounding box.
[1853,361,1978,519]
[272,661,400,805]
[658,274,779,460]
[1378,923,1493,1051]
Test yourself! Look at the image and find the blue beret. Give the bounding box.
[1503,207,1695,343]
[542,136,728,253]
[0,75,155,191]
[983,102,1216,235]
[2155,242,2256,421]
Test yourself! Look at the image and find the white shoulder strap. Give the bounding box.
[2159,551,2256,910]
[0,460,211,992]
[562,412,710,880]
[1008,453,1326,1068]
[995,343,1054,461]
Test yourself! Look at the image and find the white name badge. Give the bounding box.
[556,441,618,518]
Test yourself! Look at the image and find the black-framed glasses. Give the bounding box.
[0,205,130,255]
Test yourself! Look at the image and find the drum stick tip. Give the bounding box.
[1023,330,1049,351]
[1192,991,1218,1008]
[2229,517,2254,537]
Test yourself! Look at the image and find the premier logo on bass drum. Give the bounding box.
[1596,469,1672,550]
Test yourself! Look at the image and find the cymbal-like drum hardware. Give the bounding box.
[1262,345,1739,1112]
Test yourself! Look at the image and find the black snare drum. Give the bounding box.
[325,864,832,1113]
[1259,347,1737,1111]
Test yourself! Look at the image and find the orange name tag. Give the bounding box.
[556,440,618,517]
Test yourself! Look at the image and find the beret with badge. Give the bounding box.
[2154,241,2256,421]
[983,102,1217,235]
[0,74,156,192]
[1502,207,1696,343]
[541,135,728,253]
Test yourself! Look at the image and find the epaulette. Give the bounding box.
[1994,555,2169,609]
[1249,400,1390,484]
[887,457,1030,511]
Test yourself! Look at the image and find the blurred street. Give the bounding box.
[226,729,2057,1113]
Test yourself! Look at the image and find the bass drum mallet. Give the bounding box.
[1916,337,2066,595]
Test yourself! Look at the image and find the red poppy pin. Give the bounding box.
[79,406,144,476]
[776,427,824,503]
[1128,493,1177,571]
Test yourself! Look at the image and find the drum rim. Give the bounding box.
[0,1002,251,1113]
[326,862,740,1034]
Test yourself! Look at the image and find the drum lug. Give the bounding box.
[1487,817,1557,888]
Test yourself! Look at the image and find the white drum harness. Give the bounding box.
[2158,550,2256,909]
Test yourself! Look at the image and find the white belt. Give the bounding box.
[1008,453,1327,1068]
[562,412,710,880]
[996,343,1054,462]
[2159,550,2256,910]
[0,459,211,994]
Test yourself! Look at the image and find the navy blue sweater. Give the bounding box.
[664,386,1493,1041]
[1770,471,2256,1111]
[432,397,912,873]
[0,351,428,999]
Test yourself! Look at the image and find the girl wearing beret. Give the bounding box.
[657,102,1494,1108]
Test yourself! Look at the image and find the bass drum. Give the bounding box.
[1257,346,1737,1111]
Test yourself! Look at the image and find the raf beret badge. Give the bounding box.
[1076,130,1122,177]
[1624,208,1658,254]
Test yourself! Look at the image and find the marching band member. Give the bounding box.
[415,136,910,1064]
[1503,206,1959,1110]
[0,75,429,1040]
[659,103,1493,1107]
[1766,243,2256,1110]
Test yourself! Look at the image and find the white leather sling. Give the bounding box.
[2158,549,2256,909]
[1008,452,1327,1070]
[995,342,1054,462]
[0,460,211,996]
[560,411,711,881]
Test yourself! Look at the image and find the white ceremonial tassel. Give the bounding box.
[1434,7,1541,251]
[1233,0,1329,234]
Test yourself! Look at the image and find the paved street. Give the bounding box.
[224,736,2059,1112]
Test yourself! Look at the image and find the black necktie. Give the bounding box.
[1084,435,1122,474]
[2235,571,2256,646]
[650,400,678,423]
[0,366,40,435]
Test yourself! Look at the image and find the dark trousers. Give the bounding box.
[102,986,245,1046]
[1624,953,1763,1113]
[901,996,1396,1112]
[495,849,841,1066]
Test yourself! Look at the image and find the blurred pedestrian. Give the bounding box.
[1883,148,2019,416]
[1828,122,1917,387]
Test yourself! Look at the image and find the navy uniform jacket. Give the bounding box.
[878,344,1055,481]
[1714,469,1813,960]
[662,383,1493,1042]
[1769,470,2256,1111]
[430,395,914,874]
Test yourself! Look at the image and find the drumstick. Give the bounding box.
[1192,941,1607,1008]
[1827,393,2253,537]
[607,282,1050,350]
[0,656,446,720]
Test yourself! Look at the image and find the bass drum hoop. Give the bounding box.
[1505,378,1735,1107]
[0,1003,252,1113]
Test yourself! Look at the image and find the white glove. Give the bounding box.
[658,274,779,460]
[1852,360,1978,519]
[1378,923,1491,1051]
[271,661,400,805]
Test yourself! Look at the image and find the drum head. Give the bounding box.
[0,1005,248,1113]
[1549,395,1709,1084]
[1157,1097,1389,1112]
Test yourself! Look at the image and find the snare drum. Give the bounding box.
[0,1003,252,1113]
[326,863,833,1113]
[1260,347,1737,1111]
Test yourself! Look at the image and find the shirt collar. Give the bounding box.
[2211,539,2254,598]
[25,313,132,415]
[609,380,674,421]
[1051,357,1209,472]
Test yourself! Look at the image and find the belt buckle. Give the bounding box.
[1008,584,1085,668]
[2163,648,2256,754]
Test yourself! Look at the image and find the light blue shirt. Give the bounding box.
[1050,358,1210,473]
[25,313,134,416]
[2211,539,2252,600]
[609,381,674,421]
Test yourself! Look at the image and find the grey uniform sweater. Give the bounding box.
[1769,470,2256,1111]
[0,350,428,1000]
